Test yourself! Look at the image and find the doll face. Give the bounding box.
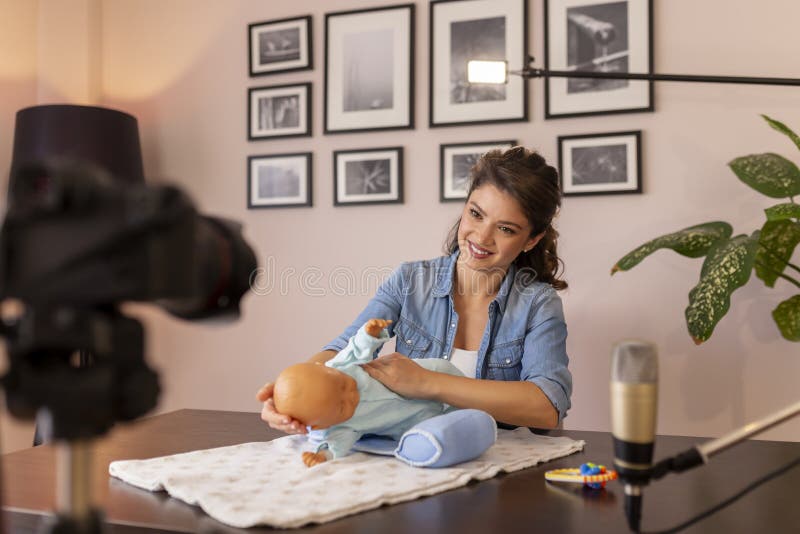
[457,184,541,276]
[273,363,359,430]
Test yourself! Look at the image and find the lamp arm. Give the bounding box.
[506,56,800,87]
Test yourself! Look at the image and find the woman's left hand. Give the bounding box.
[363,352,436,399]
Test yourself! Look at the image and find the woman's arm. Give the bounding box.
[363,354,559,429]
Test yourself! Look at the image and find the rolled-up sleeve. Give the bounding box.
[521,287,572,423]
[322,264,408,355]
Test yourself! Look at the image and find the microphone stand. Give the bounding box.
[650,399,800,479]
[631,399,800,533]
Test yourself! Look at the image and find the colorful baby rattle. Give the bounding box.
[545,462,618,489]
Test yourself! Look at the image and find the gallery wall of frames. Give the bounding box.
[246,0,651,209]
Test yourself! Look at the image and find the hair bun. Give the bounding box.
[505,146,558,187]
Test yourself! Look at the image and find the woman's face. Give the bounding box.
[457,184,541,275]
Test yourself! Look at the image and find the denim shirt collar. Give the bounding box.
[432,250,517,313]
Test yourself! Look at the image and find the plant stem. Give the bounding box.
[757,242,800,276]
[754,261,800,289]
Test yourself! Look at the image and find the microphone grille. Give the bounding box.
[611,340,658,384]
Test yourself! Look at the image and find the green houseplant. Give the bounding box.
[611,115,800,344]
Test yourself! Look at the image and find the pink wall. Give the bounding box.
[100,0,800,442]
[0,0,38,453]
[2,0,799,453]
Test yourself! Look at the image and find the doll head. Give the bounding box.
[273,363,360,429]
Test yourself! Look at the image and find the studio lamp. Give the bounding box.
[9,104,146,443]
[467,56,800,87]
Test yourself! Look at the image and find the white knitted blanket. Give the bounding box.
[109,429,584,529]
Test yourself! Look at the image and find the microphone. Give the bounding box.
[611,340,658,532]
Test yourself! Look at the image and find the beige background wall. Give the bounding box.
[2,0,799,453]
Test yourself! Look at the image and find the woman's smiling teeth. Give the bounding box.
[468,241,493,258]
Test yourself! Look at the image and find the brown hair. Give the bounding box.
[444,146,568,290]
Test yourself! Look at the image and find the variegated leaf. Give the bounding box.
[762,114,800,152]
[764,202,800,222]
[611,222,732,274]
[729,153,800,198]
[754,220,800,287]
[685,234,759,344]
[772,294,800,341]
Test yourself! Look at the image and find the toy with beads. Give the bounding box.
[544,462,618,489]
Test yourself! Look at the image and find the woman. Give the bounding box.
[257,146,571,433]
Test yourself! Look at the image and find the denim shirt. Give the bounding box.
[322,251,572,423]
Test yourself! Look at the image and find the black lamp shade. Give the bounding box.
[9,104,145,193]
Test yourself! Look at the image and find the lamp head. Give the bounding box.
[467,60,508,84]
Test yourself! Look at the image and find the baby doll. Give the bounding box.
[273,318,465,467]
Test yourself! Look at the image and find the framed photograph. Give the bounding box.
[440,140,516,202]
[248,83,311,140]
[248,15,312,76]
[545,0,653,119]
[333,147,403,206]
[248,153,312,209]
[558,131,641,196]
[324,4,414,134]
[430,0,528,127]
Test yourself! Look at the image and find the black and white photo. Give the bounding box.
[325,5,414,133]
[248,153,312,208]
[248,83,311,140]
[545,0,653,118]
[249,16,312,76]
[558,131,641,196]
[334,147,403,205]
[440,141,516,202]
[430,0,527,127]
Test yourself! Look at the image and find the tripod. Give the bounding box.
[2,305,160,533]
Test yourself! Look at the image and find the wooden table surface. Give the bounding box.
[3,409,799,533]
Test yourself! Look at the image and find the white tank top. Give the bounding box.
[449,347,479,377]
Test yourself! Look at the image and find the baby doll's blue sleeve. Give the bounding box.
[326,324,390,369]
[309,426,362,459]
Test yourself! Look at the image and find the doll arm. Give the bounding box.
[327,320,391,369]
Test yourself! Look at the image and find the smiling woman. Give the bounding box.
[257,146,572,433]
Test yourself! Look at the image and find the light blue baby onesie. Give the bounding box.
[307,324,464,458]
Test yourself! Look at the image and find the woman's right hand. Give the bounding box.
[255,382,308,435]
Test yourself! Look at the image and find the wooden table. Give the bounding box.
[3,409,799,533]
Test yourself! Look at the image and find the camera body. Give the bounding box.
[0,161,257,439]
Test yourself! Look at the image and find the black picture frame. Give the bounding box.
[324,4,415,134]
[248,15,313,76]
[248,152,313,209]
[544,0,654,119]
[429,0,528,128]
[333,146,404,206]
[247,15,314,76]
[248,83,312,141]
[557,130,642,196]
[439,140,516,202]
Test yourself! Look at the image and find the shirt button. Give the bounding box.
[505,358,511,364]
[451,323,456,328]
[406,339,413,344]
[443,354,449,359]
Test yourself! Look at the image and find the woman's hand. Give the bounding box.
[255,382,307,435]
[362,353,436,399]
